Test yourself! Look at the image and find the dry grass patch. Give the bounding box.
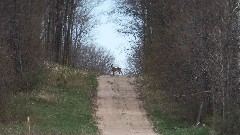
[37,91,57,103]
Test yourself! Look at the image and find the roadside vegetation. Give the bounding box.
[0,1,114,134]
[116,0,240,134]
[138,77,209,135]
[136,77,209,135]
[0,63,99,134]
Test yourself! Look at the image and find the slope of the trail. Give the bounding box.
[96,75,158,135]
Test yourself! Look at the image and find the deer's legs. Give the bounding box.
[112,71,115,76]
[118,70,123,75]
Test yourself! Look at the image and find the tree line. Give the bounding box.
[118,0,240,134]
[0,0,114,122]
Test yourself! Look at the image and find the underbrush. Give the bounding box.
[149,109,209,135]
[0,63,98,135]
[138,77,209,135]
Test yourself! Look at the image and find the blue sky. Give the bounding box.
[92,0,132,70]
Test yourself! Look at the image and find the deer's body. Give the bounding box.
[111,64,123,76]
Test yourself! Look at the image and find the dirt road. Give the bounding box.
[96,75,158,135]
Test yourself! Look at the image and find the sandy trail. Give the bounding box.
[96,75,158,135]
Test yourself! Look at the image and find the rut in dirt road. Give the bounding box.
[96,75,158,135]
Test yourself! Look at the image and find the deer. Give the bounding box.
[111,64,123,76]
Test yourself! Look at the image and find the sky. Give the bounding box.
[92,0,132,70]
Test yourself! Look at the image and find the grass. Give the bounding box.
[139,78,210,135]
[149,109,209,135]
[0,63,99,135]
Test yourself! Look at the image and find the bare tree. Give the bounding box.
[0,0,45,122]
[74,44,115,74]
[117,0,240,134]
[41,0,102,66]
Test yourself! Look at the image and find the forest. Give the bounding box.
[120,0,240,135]
[0,0,113,129]
[0,0,240,135]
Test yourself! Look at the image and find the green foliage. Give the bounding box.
[149,109,209,135]
[0,63,98,135]
[139,78,209,135]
